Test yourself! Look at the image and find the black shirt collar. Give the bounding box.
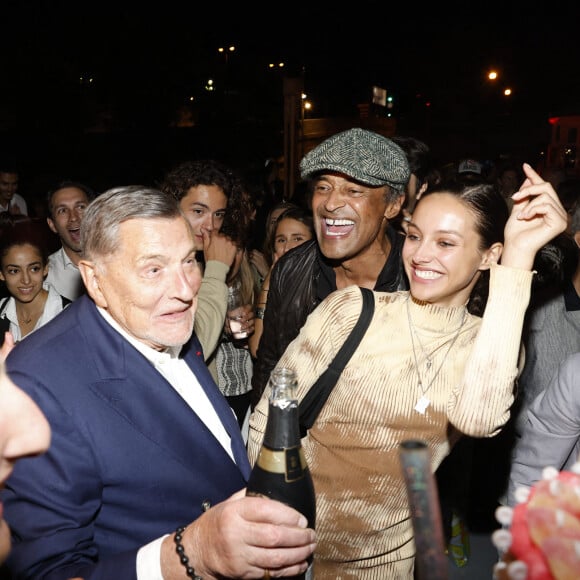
[316,224,406,302]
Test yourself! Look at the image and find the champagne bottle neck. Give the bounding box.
[263,401,301,449]
[270,373,298,402]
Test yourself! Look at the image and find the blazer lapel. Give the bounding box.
[82,301,251,480]
[182,339,251,478]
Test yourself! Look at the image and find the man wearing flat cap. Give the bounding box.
[251,127,410,403]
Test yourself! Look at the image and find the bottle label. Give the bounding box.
[257,446,308,482]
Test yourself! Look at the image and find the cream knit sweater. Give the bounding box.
[247,264,532,579]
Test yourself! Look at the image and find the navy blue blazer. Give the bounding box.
[2,295,251,580]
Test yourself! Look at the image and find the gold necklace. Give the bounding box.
[19,310,38,324]
[17,298,46,325]
[406,297,467,414]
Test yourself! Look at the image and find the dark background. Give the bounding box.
[1,1,579,199]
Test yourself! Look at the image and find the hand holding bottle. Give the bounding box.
[246,368,316,579]
[159,489,316,579]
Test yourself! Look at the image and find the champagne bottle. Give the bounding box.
[246,367,316,578]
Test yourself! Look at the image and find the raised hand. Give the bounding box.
[202,228,238,268]
[501,163,568,270]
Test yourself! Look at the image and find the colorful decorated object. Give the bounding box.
[492,463,580,580]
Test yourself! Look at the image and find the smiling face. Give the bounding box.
[0,365,51,563]
[268,206,290,235]
[79,216,201,350]
[0,243,48,304]
[47,187,91,261]
[403,193,496,307]
[272,216,314,261]
[311,173,403,261]
[178,185,228,251]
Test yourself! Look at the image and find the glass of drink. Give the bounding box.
[227,284,249,340]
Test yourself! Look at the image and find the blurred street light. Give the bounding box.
[217,46,235,76]
[217,46,235,104]
[301,93,312,119]
[218,45,236,61]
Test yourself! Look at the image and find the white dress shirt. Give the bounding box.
[0,193,28,215]
[2,285,68,341]
[96,307,236,580]
[44,247,85,301]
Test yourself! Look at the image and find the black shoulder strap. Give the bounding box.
[0,297,11,336]
[298,287,375,438]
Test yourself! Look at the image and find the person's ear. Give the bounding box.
[479,242,503,270]
[78,260,107,307]
[46,216,57,235]
[574,230,580,249]
[384,193,405,220]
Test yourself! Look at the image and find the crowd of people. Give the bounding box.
[0,128,577,579]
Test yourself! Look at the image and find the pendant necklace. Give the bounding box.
[406,297,467,414]
[18,308,40,325]
[17,293,47,326]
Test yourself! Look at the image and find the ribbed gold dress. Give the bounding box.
[248,264,532,579]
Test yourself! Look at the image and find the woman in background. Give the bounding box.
[212,247,260,428]
[207,182,260,430]
[249,206,314,359]
[0,222,69,343]
[248,200,298,282]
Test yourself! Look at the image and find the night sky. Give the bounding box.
[1,1,579,188]
[3,2,579,116]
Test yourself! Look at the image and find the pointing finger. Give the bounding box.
[521,162,544,186]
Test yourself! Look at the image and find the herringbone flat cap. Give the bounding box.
[299,127,410,188]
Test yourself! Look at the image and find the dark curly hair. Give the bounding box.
[160,159,253,248]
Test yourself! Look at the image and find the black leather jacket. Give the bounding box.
[251,226,408,405]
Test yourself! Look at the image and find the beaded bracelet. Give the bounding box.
[174,526,202,579]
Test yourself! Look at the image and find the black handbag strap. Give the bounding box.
[298,287,375,438]
[0,297,9,337]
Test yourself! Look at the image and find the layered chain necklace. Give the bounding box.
[406,297,467,414]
